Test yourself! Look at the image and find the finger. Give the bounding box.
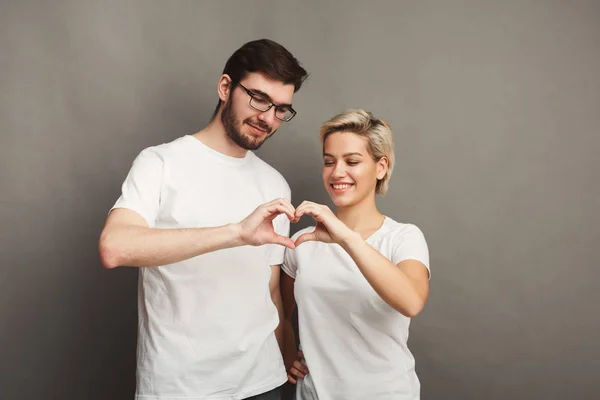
[265,204,295,221]
[297,200,318,208]
[287,374,297,384]
[271,234,296,249]
[292,362,308,377]
[293,363,309,375]
[268,204,295,221]
[274,198,296,217]
[303,203,326,216]
[292,207,307,223]
[294,363,309,375]
[294,204,318,221]
[280,198,296,215]
[300,207,332,227]
[268,198,295,215]
[290,365,305,379]
[295,201,315,212]
[297,201,327,215]
[294,232,316,247]
[296,200,310,208]
[291,207,301,223]
[294,357,309,374]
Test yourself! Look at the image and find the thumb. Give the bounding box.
[271,234,296,249]
[295,232,317,247]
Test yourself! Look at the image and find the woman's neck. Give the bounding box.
[336,196,385,238]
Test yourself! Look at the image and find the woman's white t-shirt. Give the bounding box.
[282,217,430,400]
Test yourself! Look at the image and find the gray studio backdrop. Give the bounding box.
[1,1,599,399]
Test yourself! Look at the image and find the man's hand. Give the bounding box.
[236,198,296,249]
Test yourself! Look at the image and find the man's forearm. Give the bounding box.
[99,223,243,268]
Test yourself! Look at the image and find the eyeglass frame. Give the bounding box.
[234,81,297,122]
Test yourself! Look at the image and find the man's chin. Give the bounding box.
[242,131,272,149]
[239,136,267,151]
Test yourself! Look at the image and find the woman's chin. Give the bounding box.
[331,196,354,208]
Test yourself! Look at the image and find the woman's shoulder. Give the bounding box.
[290,226,317,241]
[283,226,323,274]
[380,216,425,237]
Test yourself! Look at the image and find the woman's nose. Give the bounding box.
[332,162,347,178]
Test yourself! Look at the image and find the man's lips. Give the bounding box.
[246,122,270,135]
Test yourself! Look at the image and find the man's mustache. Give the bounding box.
[245,118,272,133]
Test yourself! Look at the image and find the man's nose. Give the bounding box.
[256,107,276,126]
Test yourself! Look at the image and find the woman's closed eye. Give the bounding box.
[324,159,360,166]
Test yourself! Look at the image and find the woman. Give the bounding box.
[281,109,430,400]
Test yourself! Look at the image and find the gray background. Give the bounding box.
[1,1,599,399]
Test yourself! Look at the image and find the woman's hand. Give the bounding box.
[287,350,309,384]
[293,201,356,246]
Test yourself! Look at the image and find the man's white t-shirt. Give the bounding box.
[282,217,430,400]
[111,135,290,400]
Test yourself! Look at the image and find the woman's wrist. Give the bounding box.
[338,230,362,249]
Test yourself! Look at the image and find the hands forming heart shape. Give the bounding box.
[237,198,356,249]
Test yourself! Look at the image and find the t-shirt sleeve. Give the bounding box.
[110,148,163,227]
[282,228,312,278]
[281,243,298,279]
[391,224,431,278]
[266,182,292,266]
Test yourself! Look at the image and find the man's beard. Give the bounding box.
[221,99,275,151]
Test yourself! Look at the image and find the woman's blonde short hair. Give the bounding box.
[320,109,395,195]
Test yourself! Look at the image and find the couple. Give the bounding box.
[99,39,430,400]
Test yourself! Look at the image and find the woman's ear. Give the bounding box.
[376,156,389,180]
[217,74,233,102]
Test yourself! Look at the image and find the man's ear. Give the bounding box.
[217,74,233,102]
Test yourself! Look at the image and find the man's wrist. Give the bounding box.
[227,223,245,247]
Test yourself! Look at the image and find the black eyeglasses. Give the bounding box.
[235,82,297,122]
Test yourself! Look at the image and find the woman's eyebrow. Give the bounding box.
[323,152,363,157]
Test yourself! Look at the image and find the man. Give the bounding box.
[99,39,308,400]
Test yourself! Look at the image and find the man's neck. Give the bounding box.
[192,118,247,158]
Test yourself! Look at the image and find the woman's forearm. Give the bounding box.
[340,232,428,317]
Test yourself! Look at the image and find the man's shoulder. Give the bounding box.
[147,135,190,155]
[132,136,193,166]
